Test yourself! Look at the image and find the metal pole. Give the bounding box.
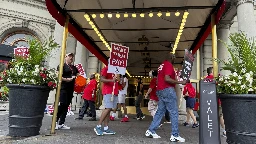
[196,49,200,92]
[50,15,70,134]
[211,14,218,78]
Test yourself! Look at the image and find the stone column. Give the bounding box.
[202,35,213,76]
[236,0,256,38]
[217,22,231,75]
[86,52,99,76]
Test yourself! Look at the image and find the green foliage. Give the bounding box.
[0,86,9,101]
[217,32,256,94]
[0,37,59,90]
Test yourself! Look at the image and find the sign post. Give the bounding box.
[199,80,220,144]
[108,43,129,100]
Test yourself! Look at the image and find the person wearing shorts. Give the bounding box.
[94,66,119,136]
[182,83,199,128]
[110,75,129,122]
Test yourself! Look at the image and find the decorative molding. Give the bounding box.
[0,8,55,26]
[2,0,47,10]
[235,0,254,7]
[22,20,29,28]
[217,21,232,29]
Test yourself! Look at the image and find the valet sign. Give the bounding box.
[108,43,129,75]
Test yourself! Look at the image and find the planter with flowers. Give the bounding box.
[217,33,256,143]
[0,37,58,137]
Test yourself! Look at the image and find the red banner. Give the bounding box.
[14,47,29,58]
[75,63,85,76]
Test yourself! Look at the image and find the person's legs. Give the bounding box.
[76,99,89,119]
[145,90,165,138]
[184,108,191,125]
[164,88,185,142]
[219,107,226,136]
[88,100,96,121]
[103,96,117,134]
[59,90,73,126]
[135,94,144,119]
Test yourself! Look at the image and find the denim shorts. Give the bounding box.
[103,94,118,109]
[186,97,195,109]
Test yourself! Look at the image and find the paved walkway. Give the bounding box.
[0,112,227,144]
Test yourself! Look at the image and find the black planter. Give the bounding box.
[7,84,50,137]
[219,94,256,144]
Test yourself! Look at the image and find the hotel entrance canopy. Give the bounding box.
[46,0,225,76]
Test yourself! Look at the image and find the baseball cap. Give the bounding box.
[65,53,74,57]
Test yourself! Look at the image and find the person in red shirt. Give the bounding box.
[145,70,170,123]
[145,53,187,142]
[94,66,119,136]
[75,74,97,121]
[205,67,226,137]
[182,83,199,128]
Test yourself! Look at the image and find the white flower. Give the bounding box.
[219,77,223,81]
[238,75,242,80]
[227,83,231,86]
[238,81,241,84]
[232,87,236,91]
[233,72,238,77]
[241,84,246,89]
[242,68,246,73]
[7,78,12,83]
[230,80,236,84]
[30,79,35,84]
[35,65,39,68]
[22,78,27,83]
[249,71,253,75]
[249,88,254,91]
[245,73,251,79]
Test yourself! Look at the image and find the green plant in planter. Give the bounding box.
[0,86,9,101]
[0,37,59,89]
[217,32,256,94]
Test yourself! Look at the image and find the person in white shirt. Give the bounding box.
[110,74,129,122]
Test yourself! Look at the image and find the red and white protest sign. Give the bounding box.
[75,63,86,78]
[14,47,29,58]
[108,43,129,75]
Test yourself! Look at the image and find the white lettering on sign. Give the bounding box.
[207,99,213,137]
[111,59,125,67]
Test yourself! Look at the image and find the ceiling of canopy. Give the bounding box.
[48,0,224,76]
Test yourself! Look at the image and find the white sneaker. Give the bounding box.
[145,130,161,138]
[58,124,71,130]
[170,135,185,142]
[55,122,59,130]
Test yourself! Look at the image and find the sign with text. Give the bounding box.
[199,80,220,144]
[14,47,29,58]
[180,49,194,80]
[108,43,129,75]
[75,63,86,78]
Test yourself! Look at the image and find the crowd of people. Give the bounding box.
[54,52,225,142]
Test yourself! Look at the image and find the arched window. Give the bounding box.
[1,31,37,47]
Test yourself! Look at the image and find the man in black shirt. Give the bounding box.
[55,53,79,130]
[135,78,145,120]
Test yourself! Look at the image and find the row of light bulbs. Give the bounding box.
[83,14,131,77]
[90,11,181,19]
[131,76,151,78]
[172,11,189,54]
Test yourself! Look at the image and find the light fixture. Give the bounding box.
[116,13,120,18]
[166,12,171,17]
[92,14,96,18]
[132,13,136,18]
[175,11,180,16]
[124,13,128,18]
[100,14,104,18]
[172,11,189,53]
[108,13,112,18]
[149,12,153,17]
[157,12,162,17]
[140,13,145,17]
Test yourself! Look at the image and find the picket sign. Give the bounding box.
[45,105,74,116]
[75,63,86,78]
[108,43,129,100]
[14,47,29,58]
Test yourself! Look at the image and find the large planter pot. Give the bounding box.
[7,84,50,137]
[219,94,256,143]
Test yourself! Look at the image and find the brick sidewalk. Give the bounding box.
[0,112,227,144]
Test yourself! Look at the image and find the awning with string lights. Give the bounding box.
[45,0,225,77]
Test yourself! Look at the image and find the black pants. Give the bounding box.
[56,89,74,125]
[78,99,96,118]
[135,94,144,118]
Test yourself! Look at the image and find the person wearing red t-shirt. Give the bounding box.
[75,74,97,121]
[94,66,119,136]
[145,70,170,123]
[145,53,187,142]
[205,67,226,137]
[183,83,199,128]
